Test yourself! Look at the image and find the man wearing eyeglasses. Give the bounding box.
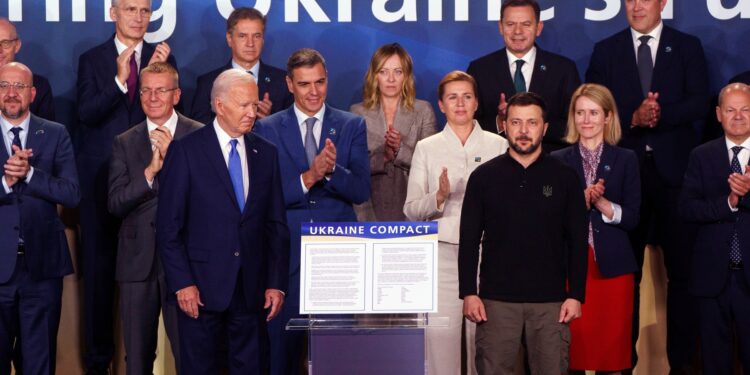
[0,62,79,375]
[190,7,292,125]
[76,0,177,373]
[107,62,201,375]
[0,18,55,121]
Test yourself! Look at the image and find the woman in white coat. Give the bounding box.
[404,71,509,374]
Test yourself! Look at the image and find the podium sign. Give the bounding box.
[300,222,438,314]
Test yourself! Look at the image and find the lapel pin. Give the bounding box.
[252,148,258,154]
[665,46,672,53]
[264,77,271,83]
[328,128,336,136]
[604,165,611,171]
[35,129,44,135]
[540,64,547,71]
[474,156,482,162]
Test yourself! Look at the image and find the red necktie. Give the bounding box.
[127,53,137,103]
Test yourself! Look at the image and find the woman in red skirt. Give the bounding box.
[552,83,641,374]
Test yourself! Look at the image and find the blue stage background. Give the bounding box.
[4,0,749,140]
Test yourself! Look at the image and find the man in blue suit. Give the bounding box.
[254,48,370,375]
[190,7,292,125]
[0,62,79,375]
[0,18,55,121]
[157,69,289,374]
[76,0,176,372]
[680,82,750,374]
[586,0,709,371]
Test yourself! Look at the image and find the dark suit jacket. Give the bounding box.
[156,125,289,311]
[467,46,580,148]
[586,26,709,187]
[254,105,370,299]
[31,74,55,121]
[190,60,293,125]
[552,143,641,277]
[108,113,203,282]
[0,115,80,283]
[679,137,750,297]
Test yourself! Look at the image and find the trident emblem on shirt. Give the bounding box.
[543,185,553,198]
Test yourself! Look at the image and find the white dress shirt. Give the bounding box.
[213,119,249,202]
[404,121,509,244]
[114,36,144,93]
[506,46,537,92]
[293,104,326,194]
[726,136,750,212]
[631,21,663,67]
[1,113,34,193]
[232,60,259,82]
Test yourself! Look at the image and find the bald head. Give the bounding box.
[0,18,21,66]
[718,83,750,106]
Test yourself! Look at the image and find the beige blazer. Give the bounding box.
[350,99,437,221]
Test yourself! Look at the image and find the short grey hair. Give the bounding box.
[718,82,750,106]
[111,0,152,8]
[210,69,256,113]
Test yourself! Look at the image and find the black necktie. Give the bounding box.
[513,60,526,94]
[730,146,744,264]
[637,35,653,97]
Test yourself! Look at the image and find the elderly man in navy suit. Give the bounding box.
[76,0,176,372]
[0,62,79,375]
[254,48,370,375]
[586,0,709,371]
[681,83,750,374]
[0,18,55,121]
[157,69,289,374]
[467,0,580,151]
[190,7,292,125]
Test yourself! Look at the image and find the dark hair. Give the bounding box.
[501,0,541,22]
[506,92,547,122]
[437,71,477,100]
[287,48,326,78]
[227,7,266,33]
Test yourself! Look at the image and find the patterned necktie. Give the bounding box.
[730,146,744,264]
[9,127,22,151]
[127,53,138,104]
[304,117,318,167]
[228,139,245,211]
[637,35,653,97]
[513,59,526,94]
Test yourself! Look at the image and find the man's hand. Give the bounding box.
[558,298,582,323]
[436,167,450,209]
[147,42,171,65]
[463,295,488,323]
[264,289,285,322]
[728,165,750,207]
[302,139,337,188]
[631,92,660,128]
[384,126,402,162]
[4,145,33,187]
[256,92,273,119]
[176,285,204,319]
[496,93,508,134]
[150,126,173,156]
[116,44,137,86]
[144,148,163,183]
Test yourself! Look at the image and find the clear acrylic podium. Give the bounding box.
[287,315,449,375]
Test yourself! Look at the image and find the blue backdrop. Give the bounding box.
[4,0,749,138]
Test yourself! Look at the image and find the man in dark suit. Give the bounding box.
[190,7,292,125]
[0,18,55,121]
[254,48,370,375]
[586,0,709,371]
[466,0,580,151]
[157,68,289,374]
[0,62,79,374]
[108,62,202,375]
[76,0,176,372]
[680,82,750,374]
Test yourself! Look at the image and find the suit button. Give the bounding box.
[309,200,316,205]
[234,251,240,257]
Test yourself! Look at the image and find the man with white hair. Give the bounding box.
[157,69,289,374]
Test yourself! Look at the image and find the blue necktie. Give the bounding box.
[228,139,245,211]
[513,59,526,94]
[10,127,22,151]
[637,35,653,97]
[730,146,744,264]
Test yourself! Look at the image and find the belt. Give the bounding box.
[729,260,744,270]
[17,243,24,255]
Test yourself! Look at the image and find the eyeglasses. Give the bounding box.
[139,87,178,97]
[0,81,32,91]
[119,6,152,18]
[0,39,18,49]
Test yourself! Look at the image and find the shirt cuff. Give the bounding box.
[300,174,309,194]
[729,196,739,212]
[25,167,34,184]
[601,202,622,224]
[115,76,128,94]
[2,176,11,194]
[147,178,154,189]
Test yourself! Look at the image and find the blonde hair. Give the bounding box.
[362,43,415,110]
[564,83,622,145]
[437,70,477,100]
